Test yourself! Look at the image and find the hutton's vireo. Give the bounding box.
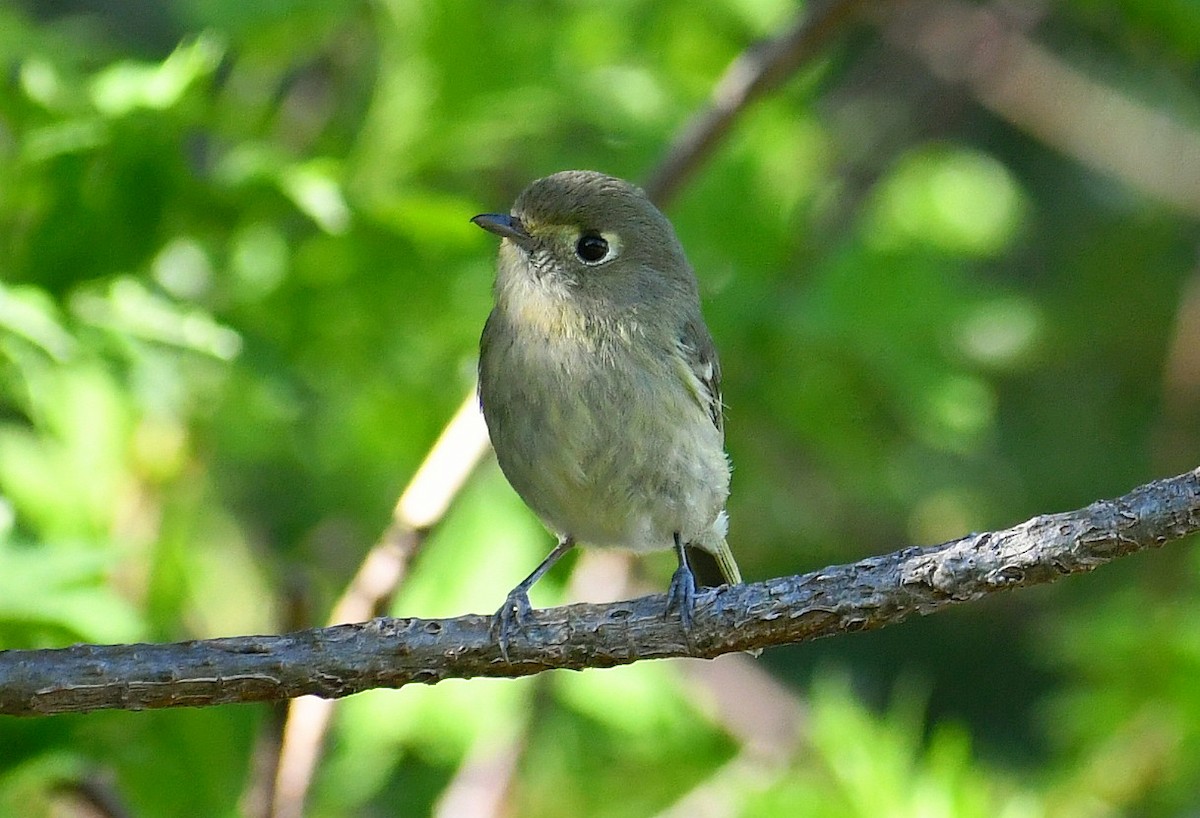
[473,170,742,653]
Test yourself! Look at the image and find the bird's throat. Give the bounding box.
[496,269,587,343]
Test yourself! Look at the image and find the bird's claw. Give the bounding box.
[666,562,698,639]
[491,588,534,661]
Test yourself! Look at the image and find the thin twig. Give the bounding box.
[3,467,1196,717]
[643,0,867,206]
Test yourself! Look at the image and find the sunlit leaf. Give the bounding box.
[89,33,225,117]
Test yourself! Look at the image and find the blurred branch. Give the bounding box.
[3,467,1197,717]
[267,392,491,818]
[54,775,135,818]
[655,656,806,818]
[431,722,527,818]
[644,0,866,206]
[882,0,1200,216]
[1159,266,1200,472]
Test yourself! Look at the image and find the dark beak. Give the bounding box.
[471,213,532,247]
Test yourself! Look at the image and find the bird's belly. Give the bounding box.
[482,348,728,552]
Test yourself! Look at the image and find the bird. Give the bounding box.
[472,170,741,656]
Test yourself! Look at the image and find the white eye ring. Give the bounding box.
[574,231,620,265]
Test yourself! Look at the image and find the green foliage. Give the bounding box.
[748,676,1041,818]
[1,1,1198,816]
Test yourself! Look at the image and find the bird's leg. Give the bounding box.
[666,531,698,636]
[492,535,576,661]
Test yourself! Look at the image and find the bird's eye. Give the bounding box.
[575,233,612,265]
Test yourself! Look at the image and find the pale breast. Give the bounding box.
[479,306,729,552]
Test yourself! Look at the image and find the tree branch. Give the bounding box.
[2,467,1197,717]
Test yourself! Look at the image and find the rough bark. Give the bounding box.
[1,467,1197,717]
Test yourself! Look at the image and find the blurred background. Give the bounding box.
[2,0,1200,816]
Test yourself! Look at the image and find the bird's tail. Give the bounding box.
[707,510,741,586]
[693,524,758,656]
[710,537,742,586]
[688,531,742,588]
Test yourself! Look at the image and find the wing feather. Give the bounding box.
[676,316,724,436]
